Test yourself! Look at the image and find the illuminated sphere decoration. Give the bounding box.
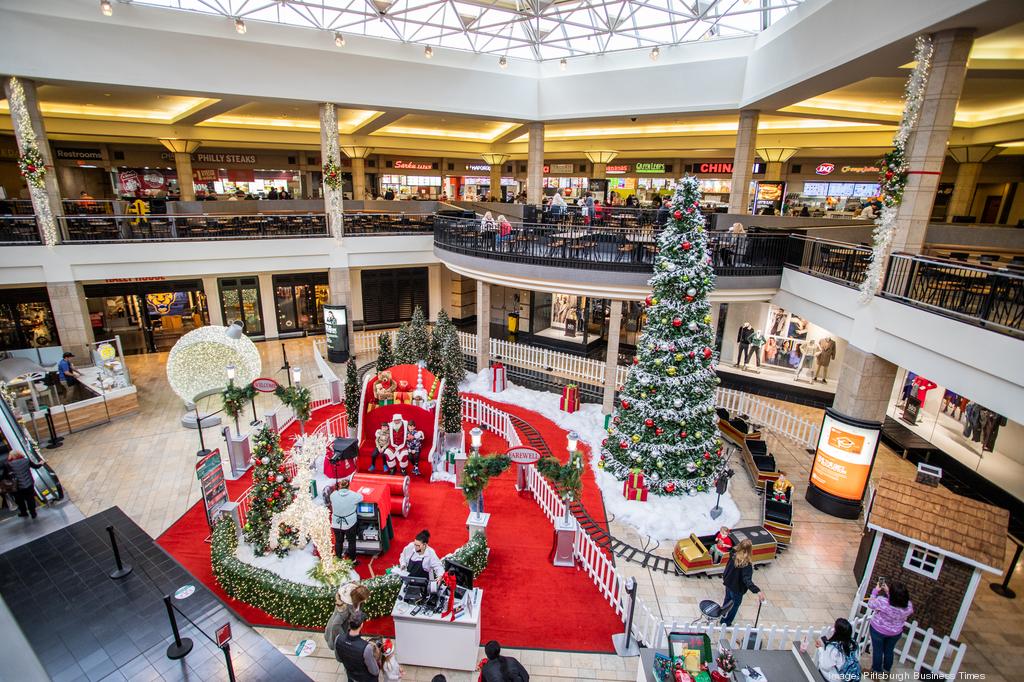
[166,323,262,403]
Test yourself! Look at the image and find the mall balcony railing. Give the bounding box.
[881,253,1024,337]
[57,213,329,242]
[341,211,435,235]
[434,215,791,275]
[0,216,42,245]
[782,234,873,288]
[527,204,663,228]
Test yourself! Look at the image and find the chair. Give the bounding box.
[979,254,1000,266]
[747,439,776,473]
[763,480,794,545]
[949,252,970,262]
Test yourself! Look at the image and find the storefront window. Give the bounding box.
[219,277,263,336]
[85,280,208,354]
[272,273,329,335]
[0,288,60,350]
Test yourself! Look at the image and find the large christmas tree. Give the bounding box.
[244,426,298,554]
[600,176,725,496]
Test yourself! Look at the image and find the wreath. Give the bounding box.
[322,160,343,191]
[18,147,46,188]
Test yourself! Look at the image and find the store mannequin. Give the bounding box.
[735,323,754,367]
[794,339,819,381]
[743,329,765,373]
[813,338,836,383]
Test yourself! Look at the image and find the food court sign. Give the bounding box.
[635,162,666,174]
[394,160,434,170]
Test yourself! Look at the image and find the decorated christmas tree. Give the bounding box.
[243,426,298,554]
[408,305,430,362]
[394,322,414,365]
[427,310,452,376]
[600,176,725,497]
[376,332,394,372]
[345,359,361,428]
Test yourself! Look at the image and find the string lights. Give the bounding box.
[320,103,344,239]
[165,325,262,402]
[7,77,58,247]
[859,35,934,302]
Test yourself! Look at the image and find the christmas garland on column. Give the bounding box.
[7,77,58,246]
[859,36,934,302]
[321,102,344,238]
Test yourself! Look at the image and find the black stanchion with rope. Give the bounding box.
[221,643,236,682]
[105,525,133,579]
[163,595,194,660]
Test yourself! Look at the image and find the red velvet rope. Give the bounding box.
[440,571,458,621]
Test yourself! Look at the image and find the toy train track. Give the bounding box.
[507,415,686,576]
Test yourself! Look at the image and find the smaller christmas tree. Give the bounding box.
[440,379,462,435]
[394,322,414,365]
[345,359,361,428]
[376,332,394,372]
[427,310,452,376]
[408,306,430,362]
[244,426,297,555]
[443,328,466,385]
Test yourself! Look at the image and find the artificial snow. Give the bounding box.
[461,371,741,541]
[235,539,326,587]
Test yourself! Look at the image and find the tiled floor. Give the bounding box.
[0,507,310,682]
[22,338,1024,681]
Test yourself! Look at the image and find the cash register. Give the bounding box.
[354,501,384,554]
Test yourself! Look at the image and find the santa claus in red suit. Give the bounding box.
[383,414,411,474]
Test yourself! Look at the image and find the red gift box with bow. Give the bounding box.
[559,384,580,413]
[491,362,507,393]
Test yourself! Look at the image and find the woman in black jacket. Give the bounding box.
[721,538,765,626]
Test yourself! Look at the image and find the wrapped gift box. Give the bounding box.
[559,384,580,413]
[491,362,507,392]
[627,468,645,488]
[623,481,649,501]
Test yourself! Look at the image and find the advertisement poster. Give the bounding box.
[323,304,349,362]
[809,410,881,501]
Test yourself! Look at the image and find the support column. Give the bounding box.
[890,29,974,254]
[945,145,1000,222]
[527,123,544,206]
[4,77,64,245]
[328,267,355,357]
[46,282,94,359]
[831,345,898,424]
[602,300,623,415]
[173,153,196,201]
[351,157,366,200]
[319,103,344,238]
[257,273,280,340]
[475,280,491,372]
[765,162,784,182]
[489,164,502,200]
[201,276,223,325]
[728,110,759,214]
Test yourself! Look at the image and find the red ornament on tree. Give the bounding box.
[621,399,631,409]
[645,295,654,306]
[632,357,639,365]
[703,347,713,359]
[689,351,695,359]
[644,418,655,428]
[673,210,682,220]
[681,240,691,250]
[685,295,694,303]
[664,482,676,493]
[619,440,629,449]
[679,430,687,439]
[704,452,711,460]
[267,474,275,482]
[601,438,608,446]
[672,318,682,327]
[655,427,664,436]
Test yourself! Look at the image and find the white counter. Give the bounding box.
[391,588,482,671]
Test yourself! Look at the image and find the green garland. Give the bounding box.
[211,520,490,626]
[18,146,46,188]
[322,159,343,190]
[222,381,256,422]
[537,453,583,502]
[461,454,511,505]
[275,384,312,423]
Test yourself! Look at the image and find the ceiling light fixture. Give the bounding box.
[235,18,247,34]
[499,56,508,69]
[99,0,113,16]
[424,45,433,59]
[335,32,346,47]
[650,46,660,61]
[560,58,567,71]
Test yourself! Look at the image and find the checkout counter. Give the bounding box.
[636,644,828,682]
[391,566,483,671]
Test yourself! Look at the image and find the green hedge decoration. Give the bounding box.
[212,518,490,627]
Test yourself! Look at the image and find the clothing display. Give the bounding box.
[794,340,819,380]
[980,408,1007,453]
[735,323,754,367]
[814,338,836,382]
[743,330,765,368]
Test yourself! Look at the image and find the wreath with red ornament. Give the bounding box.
[322,159,343,190]
[18,146,46,188]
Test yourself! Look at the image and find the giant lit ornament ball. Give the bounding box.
[166,323,262,402]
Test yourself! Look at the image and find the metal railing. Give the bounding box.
[342,212,434,235]
[882,253,1024,337]
[434,216,790,275]
[783,234,872,288]
[0,216,42,244]
[533,205,664,228]
[58,213,329,242]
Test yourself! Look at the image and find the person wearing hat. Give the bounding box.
[380,637,402,681]
[324,582,370,650]
[57,351,83,403]
[334,611,380,681]
[399,529,444,583]
[330,478,364,564]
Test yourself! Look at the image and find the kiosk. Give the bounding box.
[392,587,483,670]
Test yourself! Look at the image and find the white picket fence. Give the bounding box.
[460,396,522,447]
[354,328,398,360]
[311,338,341,384]
[715,387,820,449]
[311,411,350,442]
[849,602,966,678]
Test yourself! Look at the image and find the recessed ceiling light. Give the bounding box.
[99,0,113,17]
[499,56,508,69]
[103,93,111,97]
[424,45,433,59]
[235,18,247,34]
[334,32,346,47]
[650,46,660,61]
[559,58,567,71]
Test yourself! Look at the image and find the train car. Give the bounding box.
[672,526,777,576]
[762,480,794,546]
[717,409,780,494]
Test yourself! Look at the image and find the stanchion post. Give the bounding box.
[612,576,640,657]
[990,536,1023,599]
[163,596,194,660]
[195,405,211,458]
[105,525,133,580]
[221,643,236,682]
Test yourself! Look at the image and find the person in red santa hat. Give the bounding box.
[383,413,411,475]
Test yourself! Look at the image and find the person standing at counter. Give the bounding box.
[57,352,84,403]
[720,539,765,626]
[399,529,444,582]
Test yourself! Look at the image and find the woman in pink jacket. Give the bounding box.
[868,580,913,674]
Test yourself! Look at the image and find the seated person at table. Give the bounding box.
[399,529,445,583]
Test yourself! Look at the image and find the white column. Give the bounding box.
[46,281,94,358]
[945,162,982,221]
[319,103,344,238]
[602,300,623,415]
[890,29,974,254]
[174,153,196,201]
[527,123,544,206]
[257,273,280,339]
[728,110,759,215]
[201,276,222,325]
[489,164,502,200]
[476,280,491,372]
[351,157,366,200]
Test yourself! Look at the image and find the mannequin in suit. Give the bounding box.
[735,322,754,367]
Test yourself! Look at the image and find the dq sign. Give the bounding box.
[252,377,280,393]
[815,162,836,176]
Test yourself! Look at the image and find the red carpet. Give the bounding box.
[157,396,620,652]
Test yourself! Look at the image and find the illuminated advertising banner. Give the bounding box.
[807,408,881,518]
[324,305,350,362]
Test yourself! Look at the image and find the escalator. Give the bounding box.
[0,394,64,505]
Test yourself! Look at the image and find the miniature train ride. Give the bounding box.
[672,526,778,576]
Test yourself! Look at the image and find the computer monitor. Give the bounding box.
[443,558,474,591]
[356,502,375,515]
[401,575,429,603]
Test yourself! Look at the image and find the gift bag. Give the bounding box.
[559,383,580,413]
[491,362,507,393]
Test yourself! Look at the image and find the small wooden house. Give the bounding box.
[853,475,1009,640]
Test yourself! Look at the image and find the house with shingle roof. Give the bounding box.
[851,475,1010,640]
